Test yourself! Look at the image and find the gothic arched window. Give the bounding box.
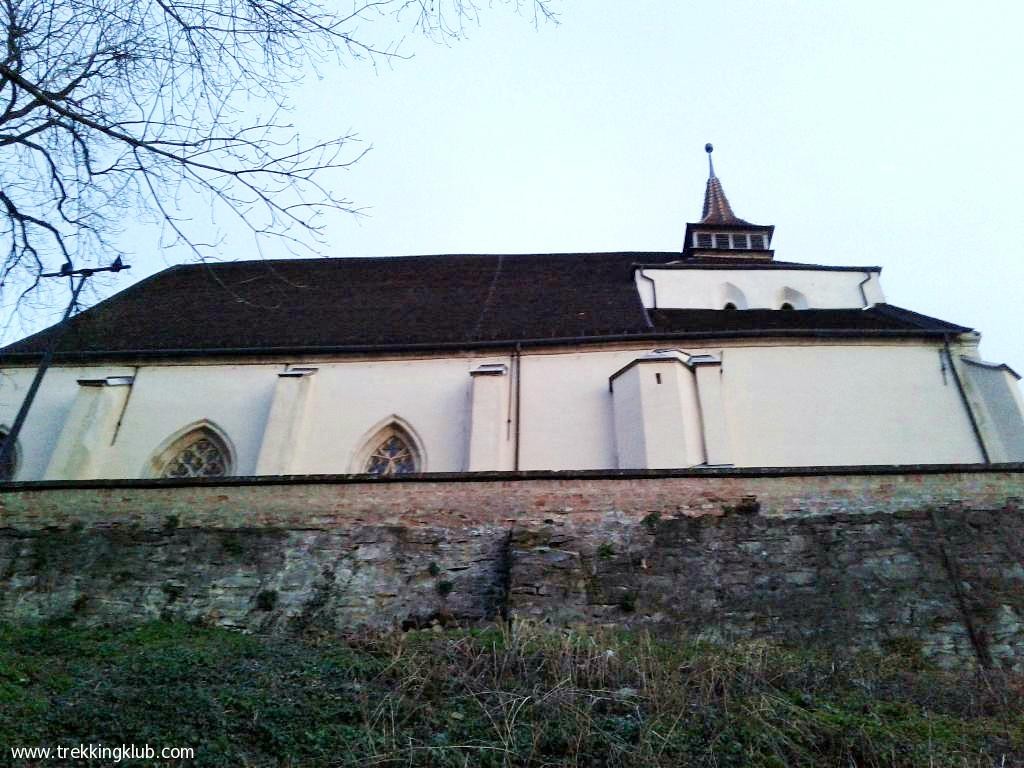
[156,428,231,478]
[365,430,419,476]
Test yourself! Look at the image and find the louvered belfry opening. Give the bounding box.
[684,144,774,261]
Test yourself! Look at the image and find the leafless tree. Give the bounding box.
[0,0,556,316]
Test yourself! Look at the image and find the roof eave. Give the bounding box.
[685,221,775,234]
[633,262,882,273]
[683,249,775,261]
[0,327,974,364]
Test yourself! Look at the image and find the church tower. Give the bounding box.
[683,144,775,261]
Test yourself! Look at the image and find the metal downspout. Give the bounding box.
[513,342,522,471]
[857,271,873,308]
[634,268,659,331]
[637,267,658,316]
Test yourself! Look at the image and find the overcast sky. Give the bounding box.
[13,1,1024,374]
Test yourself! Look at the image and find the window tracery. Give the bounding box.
[364,432,419,476]
[159,431,230,478]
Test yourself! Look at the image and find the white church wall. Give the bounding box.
[718,343,985,467]
[609,360,646,469]
[694,361,731,465]
[959,359,1024,462]
[45,376,133,480]
[300,357,474,474]
[0,337,1000,480]
[517,349,638,470]
[256,368,318,475]
[520,341,985,471]
[468,364,513,471]
[0,365,135,480]
[0,356,485,478]
[107,364,277,477]
[636,268,885,309]
[610,357,707,470]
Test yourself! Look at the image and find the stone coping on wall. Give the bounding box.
[2,461,1022,492]
[1,464,1021,532]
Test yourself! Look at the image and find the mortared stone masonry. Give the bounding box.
[1,465,1022,669]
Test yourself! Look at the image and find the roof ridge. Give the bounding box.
[161,251,686,269]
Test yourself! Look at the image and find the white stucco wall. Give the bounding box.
[305,357,476,474]
[0,336,1009,480]
[0,365,135,480]
[610,360,646,469]
[717,344,985,466]
[609,358,706,470]
[636,267,885,309]
[112,365,277,477]
[960,359,1024,462]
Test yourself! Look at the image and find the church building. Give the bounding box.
[1,148,1022,481]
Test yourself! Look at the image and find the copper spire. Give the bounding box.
[700,144,750,225]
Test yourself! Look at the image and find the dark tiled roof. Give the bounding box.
[648,305,971,335]
[1,253,676,356]
[0,254,971,359]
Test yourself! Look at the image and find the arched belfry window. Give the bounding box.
[719,282,748,310]
[778,286,809,310]
[354,419,424,476]
[152,425,232,479]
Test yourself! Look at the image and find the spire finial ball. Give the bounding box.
[705,143,714,154]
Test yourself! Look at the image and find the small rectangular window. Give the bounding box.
[696,233,713,248]
[713,233,730,248]
[731,234,748,249]
[655,372,662,384]
[751,235,766,249]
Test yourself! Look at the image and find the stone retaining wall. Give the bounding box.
[1,466,1022,669]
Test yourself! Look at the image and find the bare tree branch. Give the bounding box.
[0,0,557,325]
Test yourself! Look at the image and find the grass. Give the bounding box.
[1,620,1021,767]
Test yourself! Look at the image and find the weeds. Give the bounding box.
[0,621,1020,767]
